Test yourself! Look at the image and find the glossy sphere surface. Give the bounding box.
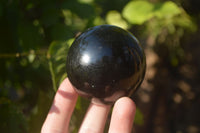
[66,25,146,104]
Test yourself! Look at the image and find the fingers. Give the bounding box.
[41,78,78,133]
[79,101,111,133]
[108,97,136,133]
[41,78,136,133]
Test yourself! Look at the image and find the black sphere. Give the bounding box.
[66,25,146,104]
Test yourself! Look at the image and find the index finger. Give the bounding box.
[41,78,78,133]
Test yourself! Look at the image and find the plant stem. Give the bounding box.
[48,59,57,92]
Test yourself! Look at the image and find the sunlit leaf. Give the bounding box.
[28,50,36,63]
[78,0,94,4]
[122,1,182,25]
[59,72,68,84]
[106,10,128,29]
[67,38,75,47]
[93,16,105,26]
[154,1,181,18]
[62,9,73,26]
[122,1,154,24]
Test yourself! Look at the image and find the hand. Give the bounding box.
[41,78,136,133]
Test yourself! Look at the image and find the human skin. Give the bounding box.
[41,78,136,133]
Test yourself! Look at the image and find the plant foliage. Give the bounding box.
[0,0,198,132]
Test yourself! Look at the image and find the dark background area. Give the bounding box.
[0,0,199,132]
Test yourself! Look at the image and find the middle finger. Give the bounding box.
[79,99,111,133]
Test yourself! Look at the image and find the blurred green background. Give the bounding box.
[0,0,200,132]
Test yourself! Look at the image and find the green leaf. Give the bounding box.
[134,108,144,125]
[59,72,68,84]
[122,1,154,24]
[173,13,197,32]
[28,50,36,63]
[154,1,181,19]
[106,10,128,29]
[48,39,73,90]
[56,63,66,74]
[122,1,182,25]
[62,9,73,26]
[78,0,94,4]
[67,38,75,47]
[93,16,105,26]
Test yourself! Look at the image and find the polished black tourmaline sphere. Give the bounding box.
[66,25,146,104]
